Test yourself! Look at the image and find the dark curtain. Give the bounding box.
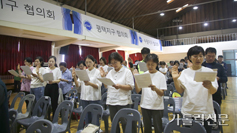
[0,35,52,75]
[117,50,125,60]
[102,50,116,64]
[19,38,52,65]
[129,53,143,63]
[65,44,81,68]
[0,35,20,75]
[81,46,99,63]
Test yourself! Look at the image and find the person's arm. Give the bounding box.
[100,67,108,88]
[49,69,61,84]
[202,81,217,94]
[134,81,142,93]
[149,84,164,96]
[84,81,98,89]
[72,67,81,87]
[172,66,184,94]
[36,71,44,82]
[113,70,133,91]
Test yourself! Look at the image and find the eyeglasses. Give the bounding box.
[85,61,93,64]
[110,61,119,65]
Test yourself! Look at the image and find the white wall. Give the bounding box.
[163,28,237,40]
[155,40,237,62]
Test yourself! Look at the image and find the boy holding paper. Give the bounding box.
[134,54,167,133]
[172,46,218,133]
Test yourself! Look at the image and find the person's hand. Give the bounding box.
[49,81,53,84]
[84,81,91,86]
[36,64,40,74]
[32,73,38,77]
[19,75,24,78]
[17,63,20,70]
[100,67,106,77]
[72,67,76,78]
[112,84,121,89]
[172,66,181,79]
[202,80,213,89]
[148,84,157,91]
[133,69,139,75]
[217,77,220,81]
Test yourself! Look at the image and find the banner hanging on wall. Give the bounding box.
[0,0,72,31]
[0,0,162,51]
[73,12,163,52]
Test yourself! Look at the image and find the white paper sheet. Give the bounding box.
[97,78,115,86]
[134,73,152,88]
[43,73,54,81]
[137,62,148,72]
[75,70,90,81]
[194,71,217,82]
[20,66,32,75]
[8,70,19,77]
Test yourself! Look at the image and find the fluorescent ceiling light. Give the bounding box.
[167,0,174,4]
[232,19,236,22]
[176,4,189,12]
[160,13,165,16]
[179,26,183,30]
[204,23,208,26]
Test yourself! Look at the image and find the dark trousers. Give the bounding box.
[44,83,59,116]
[109,105,137,133]
[141,108,163,133]
[14,80,21,92]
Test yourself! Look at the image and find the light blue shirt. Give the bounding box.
[59,69,72,94]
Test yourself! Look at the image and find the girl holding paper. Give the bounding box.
[17,57,34,95]
[74,55,102,126]
[172,46,218,133]
[134,54,167,133]
[99,57,108,74]
[29,56,45,102]
[101,52,135,133]
[44,56,62,116]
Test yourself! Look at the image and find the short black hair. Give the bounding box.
[180,59,185,62]
[218,55,223,58]
[205,47,216,55]
[100,57,107,64]
[144,54,159,64]
[24,57,32,64]
[108,52,123,63]
[77,61,85,67]
[59,62,67,67]
[48,56,57,67]
[174,60,180,65]
[141,47,150,54]
[35,56,44,67]
[160,61,166,65]
[187,46,204,62]
[169,61,174,64]
[184,56,188,60]
[129,62,133,68]
[85,55,95,63]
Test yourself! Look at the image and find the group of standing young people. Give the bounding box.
[12,45,226,133]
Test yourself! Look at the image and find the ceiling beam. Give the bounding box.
[100,46,119,52]
[54,39,78,47]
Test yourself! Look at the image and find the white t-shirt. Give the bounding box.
[100,65,109,73]
[30,67,45,88]
[44,67,62,81]
[159,67,168,73]
[79,68,102,101]
[178,66,218,118]
[106,66,134,105]
[140,71,167,110]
